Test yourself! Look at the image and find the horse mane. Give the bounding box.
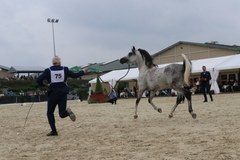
[138,49,157,68]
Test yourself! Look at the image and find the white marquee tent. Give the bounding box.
[191,55,233,73]
[214,54,240,70]
[89,54,240,94]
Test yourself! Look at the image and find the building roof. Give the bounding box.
[152,41,240,57]
[0,65,10,71]
[9,66,45,73]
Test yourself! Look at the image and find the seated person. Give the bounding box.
[233,80,239,91]
[222,83,229,92]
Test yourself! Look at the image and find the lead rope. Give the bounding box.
[23,101,34,128]
[113,64,130,90]
[97,64,130,90]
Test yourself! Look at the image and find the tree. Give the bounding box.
[95,76,103,94]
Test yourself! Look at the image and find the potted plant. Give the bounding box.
[88,76,109,103]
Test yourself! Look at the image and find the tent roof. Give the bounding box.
[191,55,233,73]
[214,54,240,70]
[70,66,82,72]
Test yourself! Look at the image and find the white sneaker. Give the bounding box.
[66,108,76,121]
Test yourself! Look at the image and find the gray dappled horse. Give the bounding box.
[120,46,196,119]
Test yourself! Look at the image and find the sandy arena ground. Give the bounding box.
[0,93,240,160]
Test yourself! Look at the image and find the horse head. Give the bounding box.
[120,46,136,64]
[120,46,156,68]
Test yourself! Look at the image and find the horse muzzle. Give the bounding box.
[120,57,128,64]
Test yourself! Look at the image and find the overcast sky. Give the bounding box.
[1,0,240,68]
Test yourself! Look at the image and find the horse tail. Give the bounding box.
[181,54,192,86]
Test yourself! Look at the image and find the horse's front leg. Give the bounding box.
[134,90,144,119]
[148,91,162,113]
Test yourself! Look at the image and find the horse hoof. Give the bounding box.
[191,113,197,119]
[134,115,138,119]
[157,108,162,113]
[169,114,173,118]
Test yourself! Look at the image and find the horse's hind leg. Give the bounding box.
[148,91,162,113]
[169,95,182,118]
[184,89,197,119]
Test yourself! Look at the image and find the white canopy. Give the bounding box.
[89,54,240,94]
[191,55,233,73]
[89,68,139,87]
[214,54,240,70]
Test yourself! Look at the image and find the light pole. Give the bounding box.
[47,18,59,57]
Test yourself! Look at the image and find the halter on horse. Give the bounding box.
[120,46,196,119]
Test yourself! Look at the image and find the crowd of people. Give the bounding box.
[3,75,38,81]
[219,79,239,92]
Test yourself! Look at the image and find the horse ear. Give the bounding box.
[132,46,135,52]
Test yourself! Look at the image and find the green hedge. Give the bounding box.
[0,79,89,103]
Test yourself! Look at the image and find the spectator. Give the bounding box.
[228,79,235,92]
[233,80,239,91]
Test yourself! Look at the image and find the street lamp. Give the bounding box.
[47,18,59,57]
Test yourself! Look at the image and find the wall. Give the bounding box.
[153,44,238,64]
[0,70,14,79]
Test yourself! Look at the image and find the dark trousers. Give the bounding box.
[201,84,213,101]
[47,92,69,132]
[108,98,117,104]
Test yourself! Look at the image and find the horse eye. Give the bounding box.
[128,52,134,56]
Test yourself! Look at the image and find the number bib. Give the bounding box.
[50,69,65,83]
